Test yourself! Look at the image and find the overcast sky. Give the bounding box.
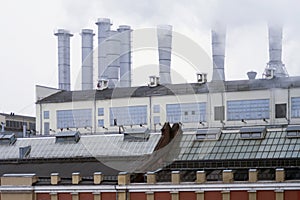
[0,0,300,116]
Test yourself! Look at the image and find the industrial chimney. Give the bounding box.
[81,29,95,90]
[157,25,172,85]
[117,25,132,88]
[265,24,288,77]
[211,24,226,81]
[106,31,121,88]
[54,29,73,91]
[96,18,112,82]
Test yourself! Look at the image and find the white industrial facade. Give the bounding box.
[36,77,300,135]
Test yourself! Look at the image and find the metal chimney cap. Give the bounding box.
[96,18,112,25]
[81,29,94,35]
[54,29,73,36]
[247,71,257,80]
[157,24,173,30]
[118,25,131,30]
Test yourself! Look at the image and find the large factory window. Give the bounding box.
[227,99,269,120]
[166,103,206,123]
[56,109,92,129]
[109,106,147,126]
[43,111,49,119]
[291,97,300,118]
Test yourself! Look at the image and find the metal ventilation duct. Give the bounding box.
[267,24,288,77]
[106,31,121,88]
[54,29,73,91]
[81,29,95,90]
[211,25,226,81]
[96,18,112,81]
[117,25,132,88]
[157,25,172,85]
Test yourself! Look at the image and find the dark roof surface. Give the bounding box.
[0,159,119,178]
[0,113,35,120]
[37,76,300,104]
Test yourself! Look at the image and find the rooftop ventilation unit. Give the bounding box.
[0,134,16,145]
[149,76,160,87]
[286,125,300,138]
[123,127,150,142]
[55,131,80,143]
[97,79,109,90]
[264,68,276,79]
[247,71,257,80]
[239,126,266,139]
[19,145,31,159]
[197,73,207,84]
[195,128,222,141]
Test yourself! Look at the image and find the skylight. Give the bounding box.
[239,126,266,139]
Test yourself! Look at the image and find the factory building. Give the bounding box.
[36,77,300,135]
[1,18,300,200]
[0,112,35,134]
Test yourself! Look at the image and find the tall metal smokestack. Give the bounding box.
[266,24,288,77]
[81,29,95,90]
[96,18,112,82]
[106,31,121,88]
[157,25,172,85]
[211,25,226,81]
[117,25,132,87]
[54,29,73,91]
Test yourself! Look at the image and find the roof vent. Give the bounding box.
[19,145,31,159]
[264,68,275,79]
[239,126,266,139]
[195,128,221,141]
[0,134,16,145]
[55,131,80,143]
[286,125,300,138]
[148,76,160,87]
[97,79,109,90]
[247,71,257,80]
[197,73,207,84]
[123,127,150,142]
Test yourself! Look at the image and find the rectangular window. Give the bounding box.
[29,123,35,130]
[153,105,160,113]
[44,122,50,135]
[98,119,104,127]
[98,108,104,116]
[109,105,147,126]
[214,106,225,121]
[44,111,49,119]
[227,99,270,120]
[166,102,206,123]
[291,97,300,118]
[56,109,92,129]
[153,116,160,124]
[275,103,287,118]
